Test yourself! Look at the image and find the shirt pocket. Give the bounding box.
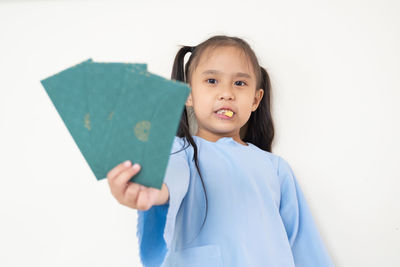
[166,244,224,267]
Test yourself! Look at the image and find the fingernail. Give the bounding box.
[123,160,131,167]
[132,163,140,170]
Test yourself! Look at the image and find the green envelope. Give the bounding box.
[103,68,191,189]
[40,59,191,190]
[85,62,147,176]
[40,58,98,174]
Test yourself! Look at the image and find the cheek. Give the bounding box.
[238,95,255,109]
[192,98,214,116]
[192,90,212,104]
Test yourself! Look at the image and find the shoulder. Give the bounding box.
[248,145,281,171]
[170,136,193,157]
[252,146,294,180]
[171,136,185,150]
[267,153,293,177]
[257,151,296,193]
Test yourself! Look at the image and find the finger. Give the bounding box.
[136,187,152,210]
[107,160,131,197]
[136,186,161,210]
[123,182,142,207]
[146,187,163,205]
[107,160,132,181]
[112,164,141,200]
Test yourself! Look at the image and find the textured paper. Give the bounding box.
[103,68,191,189]
[40,59,190,189]
[85,62,147,175]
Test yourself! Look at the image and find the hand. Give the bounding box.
[106,160,164,210]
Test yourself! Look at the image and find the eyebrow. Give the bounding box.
[201,69,252,79]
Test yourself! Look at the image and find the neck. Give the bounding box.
[195,130,246,145]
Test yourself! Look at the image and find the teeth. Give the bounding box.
[217,109,229,114]
[216,109,234,117]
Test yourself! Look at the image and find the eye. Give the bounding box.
[206,78,217,84]
[234,80,247,86]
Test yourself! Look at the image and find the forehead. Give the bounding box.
[195,46,254,77]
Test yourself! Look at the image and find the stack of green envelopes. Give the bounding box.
[40,58,191,190]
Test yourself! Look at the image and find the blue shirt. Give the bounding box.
[136,136,334,267]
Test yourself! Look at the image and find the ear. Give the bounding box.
[185,92,193,107]
[251,89,264,112]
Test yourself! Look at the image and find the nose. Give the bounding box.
[218,84,235,101]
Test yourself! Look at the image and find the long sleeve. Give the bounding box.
[277,156,334,267]
[136,137,190,267]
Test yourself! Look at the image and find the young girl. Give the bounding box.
[107,35,334,267]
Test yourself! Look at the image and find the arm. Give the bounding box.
[278,156,335,267]
[136,136,190,266]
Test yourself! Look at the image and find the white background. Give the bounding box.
[0,0,399,266]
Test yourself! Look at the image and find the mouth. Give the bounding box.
[214,107,236,114]
[214,109,235,119]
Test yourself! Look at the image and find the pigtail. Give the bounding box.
[171,46,195,83]
[170,45,209,244]
[243,66,275,152]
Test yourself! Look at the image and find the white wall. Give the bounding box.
[1,0,399,266]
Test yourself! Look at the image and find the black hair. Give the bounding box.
[170,35,275,240]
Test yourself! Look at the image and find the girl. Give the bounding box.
[107,35,334,267]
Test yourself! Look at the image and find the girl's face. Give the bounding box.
[186,45,264,144]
